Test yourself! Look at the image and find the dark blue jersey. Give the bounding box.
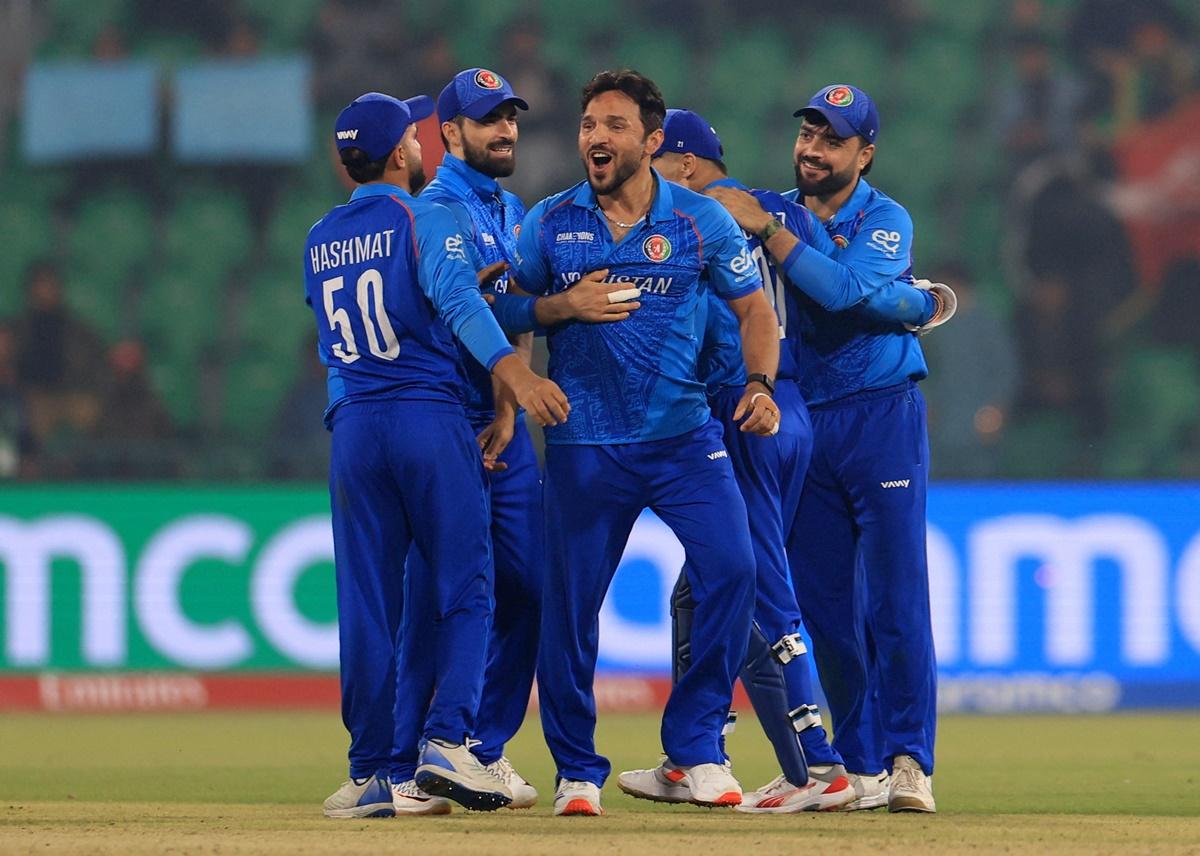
[304,183,514,426]
[420,153,526,423]
[781,178,930,406]
[514,171,761,444]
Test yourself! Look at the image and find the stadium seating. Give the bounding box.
[0,199,53,318]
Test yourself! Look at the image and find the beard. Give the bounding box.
[463,136,516,178]
[584,147,641,196]
[794,158,856,197]
[409,162,427,193]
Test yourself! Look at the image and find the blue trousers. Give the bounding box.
[328,400,494,779]
[681,380,841,769]
[539,419,756,786]
[394,418,544,778]
[787,382,937,775]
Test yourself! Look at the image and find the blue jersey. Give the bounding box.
[514,171,762,444]
[304,183,514,426]
[780,178,929,406]
[420,154,526,423]
[698,178,932,397]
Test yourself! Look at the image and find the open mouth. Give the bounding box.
[589,150,614,168]
[489,142,514,155]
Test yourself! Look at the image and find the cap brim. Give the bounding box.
[460,92,530,121]
[793,105,858,140]
[404,95,435,123]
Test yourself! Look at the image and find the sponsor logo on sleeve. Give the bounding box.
[729,246,755,278]
[867,229,902,256]
[642,234,672,262]
[445,234,468,262]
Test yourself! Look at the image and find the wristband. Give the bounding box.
[757,218,784,242]
[746,372,775,394]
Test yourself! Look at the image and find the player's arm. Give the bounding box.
[490,203,642,333]
[709,186,917,312]
[414,205,569,426]
[704,202,780,437]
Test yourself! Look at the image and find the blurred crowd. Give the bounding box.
[0,0,1197,481]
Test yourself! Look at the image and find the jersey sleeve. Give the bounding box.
[859,280,936,327]
[435,198,486,270]
[699,199,763,301]
[511,200,554,296]
[413,203,514,371]
[780,201,915,311]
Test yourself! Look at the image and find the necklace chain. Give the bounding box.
[600,205,646,229]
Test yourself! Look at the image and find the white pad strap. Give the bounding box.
[789,704,823,733]
[771,633,807,664]
[722,709,739,736]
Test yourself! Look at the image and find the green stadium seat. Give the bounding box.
[44,0,131,58]
[917,0,998,35]
[0,199,54,318]
[239,0,324,51]
[140,271,224,359]
[896,36,981,122]
[164,188,253,281]
[708,29,793,122]
[797,24,892,109]
[616,31,689,104]
[237,269,312,362]
[220,348,299,439]
[267,188,334,268]
[147,346,201,428]
[999,413,1080,478]
[1104,347,1200,477]
[134,33,204,69]
[67,189,155,284]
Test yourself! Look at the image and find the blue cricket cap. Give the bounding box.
[794,84,880,143]
[654,108,724,161]
[335,92,434,161]
[437,68,529,124]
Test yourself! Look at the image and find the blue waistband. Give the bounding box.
[808,380,915,411]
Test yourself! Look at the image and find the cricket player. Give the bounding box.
[645,108,944,813]
[709,84,949,812]
[493,70,780,816]
[395,67,541,810]
[310,91,568,818]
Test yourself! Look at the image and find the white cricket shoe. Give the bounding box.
[618,759,741,807]
[391,778,452,815]
[414,738,512,811]
[838,770,891,811]
[486,756,538,809]
[888,755,936,813]
[735,765,855,813]
[553,779,604,816]
[322,772,394,818]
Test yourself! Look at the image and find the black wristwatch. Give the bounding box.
[746,373,775,394]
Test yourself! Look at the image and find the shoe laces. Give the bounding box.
[393,779,421,798]
[558,779,593,796]
[753,774,794,796]
[891,759,925,793]
[487,756,518,785]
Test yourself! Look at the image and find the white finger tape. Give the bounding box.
[770,421,780,436]
[607,287,642,304]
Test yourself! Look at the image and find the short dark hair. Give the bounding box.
[339,147,388,184]
[800,110,874,175]
[580,69,666,137]
[439,116,466,151]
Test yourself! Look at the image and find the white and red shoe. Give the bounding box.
[618,759,741,807]
[391,778,452,815]
[553,779,604,816]
[735,766,854,813]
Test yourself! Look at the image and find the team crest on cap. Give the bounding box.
[824,86,855,108]
[475,69,503,90]
[833,234,850,249]
[643,234,672,262]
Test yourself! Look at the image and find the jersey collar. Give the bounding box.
[572,169,677,224]
[827,177,873,227]
[438,152,502,199]
[701,176,748,192]
[349,182,413,202]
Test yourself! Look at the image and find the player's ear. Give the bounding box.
[389,143,406,172]
[645,126,665,157]
[858,143,875,172]
[441,120,461,150]
[681,153,696,179]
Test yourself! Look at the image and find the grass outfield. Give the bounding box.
[1,712,1198,854]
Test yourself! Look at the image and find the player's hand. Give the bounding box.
[513,375,570,427]
[705,186,774,234]
[476,412,515,472]
[905,279,958,335]
[734,388,781,436]
[477,260,509,289]
[564,269,642,322]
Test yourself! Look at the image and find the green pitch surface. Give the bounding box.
[2,712,1198,854]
